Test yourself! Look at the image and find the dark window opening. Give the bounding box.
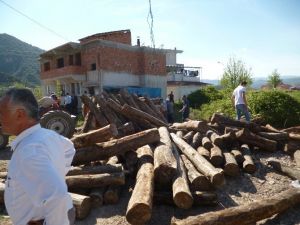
[44,62,50,71]
[75,53,81,66]
[91,63,96,71]
[57,58,64,68]
[69,55,74,65]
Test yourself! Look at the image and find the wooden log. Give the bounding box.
[154,127,177,187]
[72,128,160,165]
[71,124,118,148]
[0,171,7,179]
[219,131,237,147]
[172,144,193,209]
[120,88,140,110]
[126,145,154,225]
[284,140,300,155]
[258,132,289,141]
[172,188,300,225]
[176,130,184,138]
[170,133,225,186]
[223,152,240,177]
[182,131,195,144]
[122,104,168,127]
[67,164,123,176]
[66,172,125,189]
[209,131,223,148]
[224,126,240,134]
[104,185,121,204]
[171,120,210,133]
[211,113,262,133]
[143,96,167,122]
[117,122,136,137]
[0,182,4,204]
[70,192,91,220]
[236,128,277,152]
[106,156,119,165]
[240,144,256,174]
[267,160,300,180]
[191,132,203,149]
[81,112,95,133]
[132,94,159,119]
[89,187,105,207]
[124,150,138,176]
[210,144,224,168]
[154,191,217,206]
[181,154,212,191]
[294,150,300,168]
[289,133,300,141]
[282,126,300,133]
[202,137,214,150]
[263,124,281,133]
[230,149,244,165]
[80,95,109,127]
[197,146,210,161]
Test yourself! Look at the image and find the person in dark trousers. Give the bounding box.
[179,95,190,121]
[231,81,251,122]
[0,88,76,225]
[165,97,174,123]
[168,91,174,103]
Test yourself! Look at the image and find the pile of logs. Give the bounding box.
[1,89,300,224]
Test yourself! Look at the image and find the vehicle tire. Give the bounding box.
[40,110,75,138]
[0,131,9,150]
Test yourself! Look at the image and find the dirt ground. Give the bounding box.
[1,146,300,225]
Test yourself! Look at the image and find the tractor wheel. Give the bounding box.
[40,110,75,138]
[0,131,9,150]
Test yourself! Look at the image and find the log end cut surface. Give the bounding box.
[174,192,193,209]
[126,203,152,225]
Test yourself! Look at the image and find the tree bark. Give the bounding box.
[143,96,167,122]
[154,127,177,188]
[67,164,123,176]
[197,146,210,161]
[191,132,203,149]
[176,130,184,138]
[72,128,160,165]
[289,133,300,141]
[223,152,240,177]
[181,154,213,191]
[183,131,195,144]
[170,133,225,186]
[81,112,95,133]
[120,88,141,110]
[294,150,300,168]
[89,187,105,208]
[282,126,300,133]
[267,160,300,180]
[171,120,210,133]
[210,144,224,168]
[117,122,136,137]
[66,172,125,189]
[70,192,92,220]
[126,145,154,225]
[71,124,118,148]
[202,137,213,150]
[209,131,223,148]
[104,185,121,204]
[240,144,256,174]
[236,129,277,152]
[172,188,300,225]
[230,149,244,165]
[172,144,193,209]
[258,132,289,142]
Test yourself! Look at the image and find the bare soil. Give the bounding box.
[1,147,300,225]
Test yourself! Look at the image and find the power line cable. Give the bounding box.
[0,0,70,42]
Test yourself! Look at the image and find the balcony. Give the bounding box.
[166,65,202,82]
[41,65,86,80]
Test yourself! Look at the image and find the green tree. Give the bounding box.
[220,57,253,89]
[267,69,282,89]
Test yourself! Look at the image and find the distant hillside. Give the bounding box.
[0,33,44,86]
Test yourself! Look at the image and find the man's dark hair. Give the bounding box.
[241,81,247,86]
[4,88,39,120]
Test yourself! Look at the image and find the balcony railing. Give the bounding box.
[166,65,202,82]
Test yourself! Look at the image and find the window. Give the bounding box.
[75,53,81,66]
[91,63,96,71]
[57,58,64,68]
[76,83,81,95]
[69,55,74,65]
[44,62,50,71]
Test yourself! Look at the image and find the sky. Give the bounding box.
[1,0,300,80]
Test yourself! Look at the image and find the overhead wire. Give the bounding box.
[0,0,70,42]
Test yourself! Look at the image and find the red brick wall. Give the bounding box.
[40,66,85,79]
[80,30,132,45]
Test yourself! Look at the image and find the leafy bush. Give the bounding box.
[248,90,300,128]
[188,86,223,108]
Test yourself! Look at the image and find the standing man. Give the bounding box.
[179,95,190,121]
[0,88,76,225]
[231,81,251,122]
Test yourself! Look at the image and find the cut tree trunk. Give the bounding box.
[282,126,300,133]
[289,133,300,141]
[171,120,210,133]
[210,144,224,168]
[183,131,195,144]
[120,88,140,110]
[67,164,123,176]
[258,132,289,142]
[0,172,7,179]
[176,130,184,138]
[209,131,223,148]
[81,112,95,133]
[153,191,217,206]
[66,172,125,189]
[197,146,210,161]
[211,113,262,133]
[172,144,193,209]
[263,124,281,133]
[230,149,244,165]
[219,131,237,147]
[172,188,300,225]
[202,137,214,150]
[71,124,118,148]
[267,160,300,180]
[154,127,177,188]
[124,150,138,176]
[240,144,256,174]
[117,122,136,137]
[170,133,225,186]
[70,192,92,220]
[181,154,212,191]
[236,129,277,152]
[143,96,167,122]
[0,182,4,204]
[89,187,105,208]
[294,150,300,168]
[223,152,240,177]
[191,132,203,149]
[104,185,121,204]
[72,128,160,165]
[126,145,154,225]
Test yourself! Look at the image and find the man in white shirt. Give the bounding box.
[0,88,76,225]
[231,81,251,122]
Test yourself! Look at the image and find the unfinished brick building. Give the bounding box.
[40,29,181,99]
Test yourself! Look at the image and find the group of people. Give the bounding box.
[165,91,190,123]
